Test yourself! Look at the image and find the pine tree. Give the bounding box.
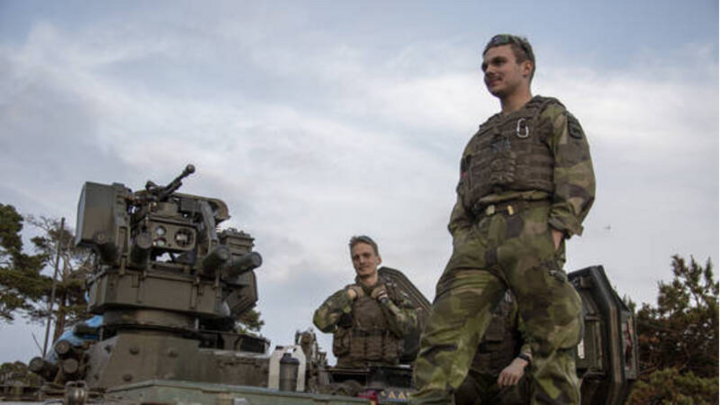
[629,255,719,404]
[0,205,91,343]
[0,204,49,322]
[25,215,92,341]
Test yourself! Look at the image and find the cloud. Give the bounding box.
[0,12,717,366]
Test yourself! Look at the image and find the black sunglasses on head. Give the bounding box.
[486,34,533,61]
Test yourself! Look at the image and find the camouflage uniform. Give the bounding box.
[313,276,418,368]
[454,291,530,404]
[412,96,595,404]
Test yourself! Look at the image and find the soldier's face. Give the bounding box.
[351,242,381,278]
[482,44,532,98]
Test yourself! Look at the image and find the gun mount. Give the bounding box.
[32,165,272,394]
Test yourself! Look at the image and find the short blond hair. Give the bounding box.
[348,235,379,256]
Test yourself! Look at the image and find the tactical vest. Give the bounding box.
[332,280,403,367]
[460,96,561,211]
[471,292,522,375]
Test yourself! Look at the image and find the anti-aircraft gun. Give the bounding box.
[25,166,369,404]
[67,164,268,389]
[75,165,262,349]
[25,166,260,386]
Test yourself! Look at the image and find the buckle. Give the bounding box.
[484,203,516,216]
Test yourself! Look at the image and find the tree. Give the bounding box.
[25,216,92,341]
[0,360,43,395]
[237,308,265,334]
[628,368,718,405]
[628,255,719,404]
[0,204,49,323]
[635,255,718,378]
[0,205,91,344]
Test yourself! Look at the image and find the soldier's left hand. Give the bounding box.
[497,357,527,387]
[370,285,389,301]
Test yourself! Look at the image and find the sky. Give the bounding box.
[0,0,717,365]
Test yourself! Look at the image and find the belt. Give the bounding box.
[472,199,550,217]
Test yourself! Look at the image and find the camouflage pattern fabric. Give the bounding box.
[449,97,595,239]
[469,291,529,376]
[412,98,594,405]
[455,292,530,404]
[313,276,419,367]
[455,370,530,405]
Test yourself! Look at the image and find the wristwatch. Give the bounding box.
[517,352,532,365]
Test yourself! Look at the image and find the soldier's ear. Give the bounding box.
[377,255,382,265]
[521,60,533,78]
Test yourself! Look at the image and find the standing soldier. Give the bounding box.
[313,235,418,369]
[412,34,595,404]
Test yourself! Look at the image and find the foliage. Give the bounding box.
[24,216,92,340]
[627,368,719,405]
[0,205,91,344]
[629,255,719,403]
[0,360,29,377]
[0,204,50,323]
[237,308,265,333]
[0,360,42,400]
[635,255,718,378]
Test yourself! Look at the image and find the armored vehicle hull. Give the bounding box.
[105,380,368,404]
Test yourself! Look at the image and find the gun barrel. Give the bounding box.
[158,164,196,201]
[223,252,262,279]
[202,246,231,275]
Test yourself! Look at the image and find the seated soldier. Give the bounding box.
[455,291,532,404]
[313,235,418,368]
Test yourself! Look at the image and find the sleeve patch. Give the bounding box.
[566,113,585,139]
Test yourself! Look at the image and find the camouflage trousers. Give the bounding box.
[411,203,583,404]
[455,370,530,404]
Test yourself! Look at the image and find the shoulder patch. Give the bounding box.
[565,112,584,139]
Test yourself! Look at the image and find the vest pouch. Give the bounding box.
[365,328,383,361]
[382,332,400,363]
[465,96,557,204]
[333,327,350,357]
[349,329,368,360]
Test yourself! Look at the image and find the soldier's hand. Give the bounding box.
[370,285,389,301]
[346,285,364,301]
[497,357,527,388]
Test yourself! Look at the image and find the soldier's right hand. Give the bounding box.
[346,285,364,300]
[497,357,527,387]
[370,285,389,301]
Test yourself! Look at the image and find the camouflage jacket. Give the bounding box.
[449,96,595,238]
[312,275,418,339]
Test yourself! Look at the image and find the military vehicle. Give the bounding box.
[311,266,638,405]
[1,165,637,404]
[13,165,365,404]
